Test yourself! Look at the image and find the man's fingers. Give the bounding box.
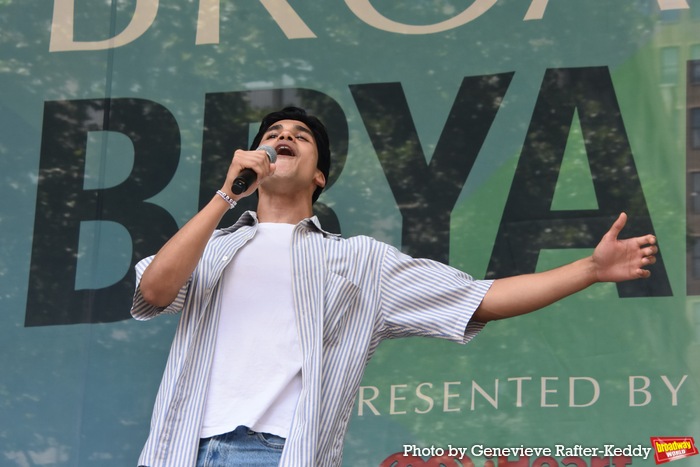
[642,255,657,266]
[233,149,273,177]
[636,268,652,279]
[638,234,657,246]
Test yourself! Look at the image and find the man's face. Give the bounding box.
[258,119,325,198]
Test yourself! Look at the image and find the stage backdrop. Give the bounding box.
[1,1,699,466]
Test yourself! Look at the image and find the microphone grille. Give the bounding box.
[257,145,277,163]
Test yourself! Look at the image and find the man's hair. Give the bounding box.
[250,106,331,203]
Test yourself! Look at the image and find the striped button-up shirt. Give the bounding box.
[131,212,492,466]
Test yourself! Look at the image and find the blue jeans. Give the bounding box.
[196,426,285,467]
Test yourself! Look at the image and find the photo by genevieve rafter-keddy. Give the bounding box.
[396,443,656,462]
[384,440,700,467]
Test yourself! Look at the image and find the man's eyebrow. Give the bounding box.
[265,123,313,136]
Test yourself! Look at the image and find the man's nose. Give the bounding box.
[277,130,294,141]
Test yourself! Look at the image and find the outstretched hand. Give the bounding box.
[474,213,658,322]
[591,213,658,283]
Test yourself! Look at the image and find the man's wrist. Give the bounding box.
[580,256,600,285]
[215,189,237,209]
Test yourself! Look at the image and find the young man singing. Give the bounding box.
[131,107,658,467]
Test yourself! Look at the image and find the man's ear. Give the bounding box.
[314,169,326,189]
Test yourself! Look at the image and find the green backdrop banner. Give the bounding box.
[1,1,699,466]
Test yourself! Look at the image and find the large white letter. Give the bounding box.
[508,377,532,407]
[196,0,220,45]
[657,0,690,10]
[414,382,434,414]
[259,0,316,39]
[345,0,497,35]
[540,377,559,407]
[569,377,600,408]
[357,386,381,416]
[196,0,316,44]
[389,384,408,415]
[661,375,688,406]
[50,0,158,52]
[470,380,498,410]
[629,376,652,407]
[524,0,549,21]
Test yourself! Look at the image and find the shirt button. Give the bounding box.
[222,255,228,261]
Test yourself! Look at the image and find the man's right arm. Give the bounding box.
[138,193,232,307]
[139,147,275,308]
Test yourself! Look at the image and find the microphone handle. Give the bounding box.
[231,169,256,195]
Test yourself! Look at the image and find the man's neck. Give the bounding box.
[256,193,314,224]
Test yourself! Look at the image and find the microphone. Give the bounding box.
[231,145,277,195]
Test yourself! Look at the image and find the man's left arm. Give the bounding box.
[472,213,658,323]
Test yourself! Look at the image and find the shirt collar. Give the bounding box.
[223,211,340,238]
[300,215,341,238]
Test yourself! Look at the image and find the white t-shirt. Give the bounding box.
[200,223,302,439]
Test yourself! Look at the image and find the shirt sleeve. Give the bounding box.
[130,255,190,321]
[378,245,492,344]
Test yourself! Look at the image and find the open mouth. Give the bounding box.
[275,144,296,157]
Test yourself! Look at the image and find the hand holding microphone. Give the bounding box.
[231,145,278,195]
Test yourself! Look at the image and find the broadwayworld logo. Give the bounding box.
[650,437,698,464]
